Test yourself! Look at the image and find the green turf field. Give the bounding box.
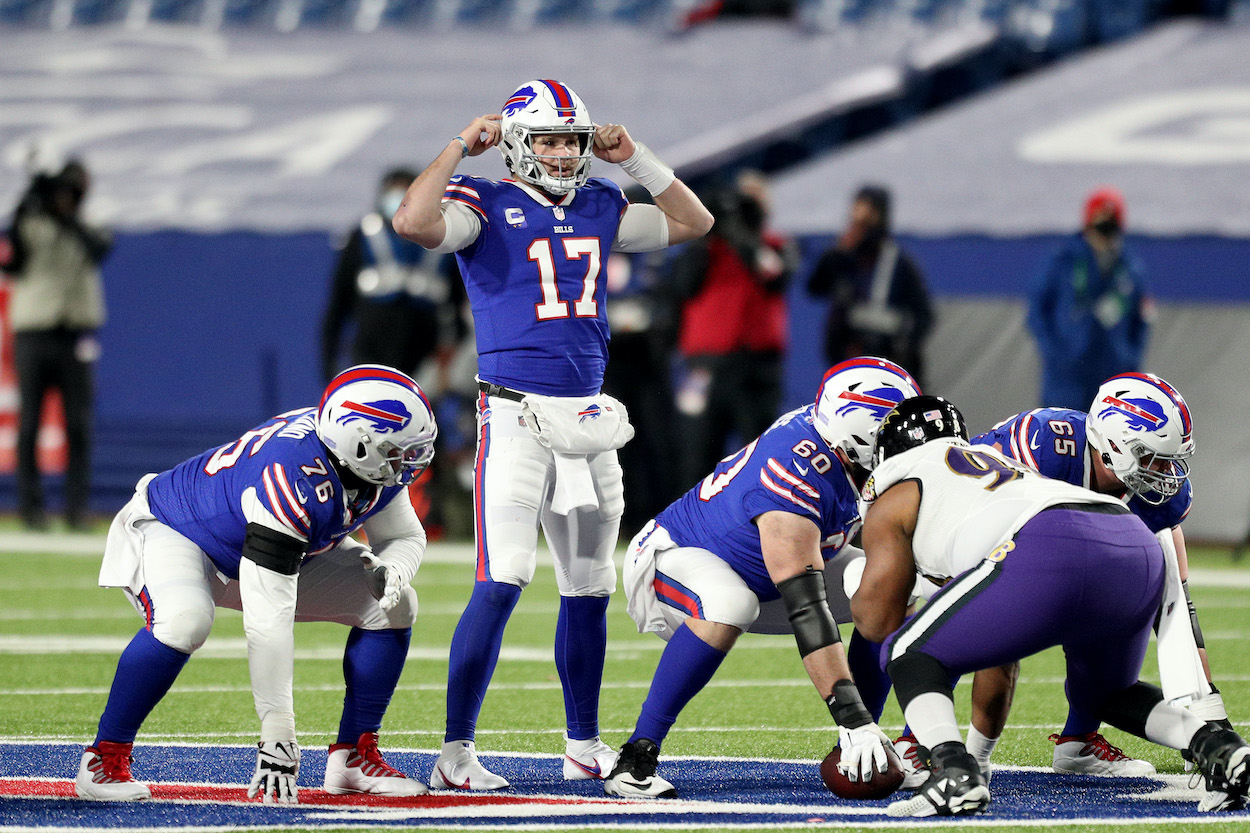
[1,535,1247,832]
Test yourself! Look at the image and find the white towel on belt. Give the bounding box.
[550,452,599,516]
[623,520,675,636]
[100,473,158,593]
[521,392,634,455]
[1155,528,1212,703]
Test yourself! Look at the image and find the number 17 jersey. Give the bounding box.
[444,175,628,397]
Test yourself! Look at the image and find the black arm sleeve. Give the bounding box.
[777,567,841,658]
[241,523,306,576]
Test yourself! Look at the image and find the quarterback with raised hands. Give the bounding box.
[393,79,712,790]
[604,358,919,798]
[75,365,437,802]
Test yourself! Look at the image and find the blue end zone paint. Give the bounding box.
[2,742,1243,829]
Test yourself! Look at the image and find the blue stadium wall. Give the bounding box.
[8,230,1248,522]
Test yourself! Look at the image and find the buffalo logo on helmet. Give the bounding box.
[1096,393,1167,432]
[502,85,537,117]
[834,386,907,419]
[334,399,412,433]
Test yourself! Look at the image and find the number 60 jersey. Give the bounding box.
[443,175,629,398]
[862,437,1123,585]
[655,406,863,602]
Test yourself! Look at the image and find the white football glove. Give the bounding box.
[360,550,414,612]
[247,739,300,804]
[837,722,892,783]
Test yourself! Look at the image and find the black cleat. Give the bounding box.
[603,739,677,799]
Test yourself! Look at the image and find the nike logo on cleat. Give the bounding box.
[567,757,602,777]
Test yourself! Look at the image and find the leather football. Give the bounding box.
[820,742,906,800]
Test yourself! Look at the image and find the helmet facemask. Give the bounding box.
[1104,435,1191,506]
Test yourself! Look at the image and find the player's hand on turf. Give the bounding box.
[593,123,636,164]
[458,115,501,156]
[247,739,300,804]
[837,723,891,782]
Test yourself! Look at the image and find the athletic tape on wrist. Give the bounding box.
[618,142,675,197]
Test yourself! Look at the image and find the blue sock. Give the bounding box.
[445,581,521,742]
[337,626,411,745]
[95,628,190,745]
[631,623,726,748]
[556,595,609,741]
[848,629,893,721]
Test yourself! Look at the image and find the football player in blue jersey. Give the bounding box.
[392,79,713,790]
[75,366,437,803]
[599,358,920,798]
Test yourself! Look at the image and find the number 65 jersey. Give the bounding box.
[863,437,1123,585]
[655,405,863,602]
[972,407,1192,533]
[443,175,629,398]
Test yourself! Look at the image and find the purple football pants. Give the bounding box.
[884,506,1164,733]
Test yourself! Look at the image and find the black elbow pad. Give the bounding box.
[777,568,841,658]
[241,523,305,576]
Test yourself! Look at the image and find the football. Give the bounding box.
[820,743,906,800]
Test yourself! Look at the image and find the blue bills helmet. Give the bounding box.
[317,365,437,487]
[813,357,921,469]
[1087,372,1193,505]
[499,79,595,195]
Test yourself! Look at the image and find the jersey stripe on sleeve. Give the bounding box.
[759,459,820,517]
[262,463,311,536]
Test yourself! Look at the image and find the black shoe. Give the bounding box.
[603,739,677,798]
[887,741,990,817]
[21,510,48,532]
[1189,724,1250,812]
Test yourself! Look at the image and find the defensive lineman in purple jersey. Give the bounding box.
[76,366,437,803]
[962,372,1228,783]
[393,79,713,790]
[851,396,1250,818]
[602,358,919,798]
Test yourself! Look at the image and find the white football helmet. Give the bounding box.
[812,357,921,469]
[498,79,595,195]
[1086,372,1194,505]
[316,365,437,487]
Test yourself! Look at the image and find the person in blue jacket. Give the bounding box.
[1027,187,1150,410]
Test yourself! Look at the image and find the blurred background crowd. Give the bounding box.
[1,0,1247,548]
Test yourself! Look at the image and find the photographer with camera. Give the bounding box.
[5,158,111,531]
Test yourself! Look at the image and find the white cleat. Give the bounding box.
[75,742,151,801]
[1050,732,1156,777]
[429,740,509,791]
[563,734,618,781]
[324,732,428,796]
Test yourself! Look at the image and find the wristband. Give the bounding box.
[618,142,676,198]
[451,136,469,158]
[826,679,873,729]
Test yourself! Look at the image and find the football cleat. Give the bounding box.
[1050,732,1157,776]
[429,740,509,791]
[563,734,618,781]
[75,741,151,801]
[887,742,989,818]
[1189,724,1250,812]
[603,739,677,798]
[324,732,428,796]
[894,733,930,790]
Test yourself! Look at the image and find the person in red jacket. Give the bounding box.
[667,171,797,488]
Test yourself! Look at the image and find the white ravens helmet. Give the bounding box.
[812,357,921,470]
[1086,372,1194,505]
[498,79,595,195]
[316,365,437,487]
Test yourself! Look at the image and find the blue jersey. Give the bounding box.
[444,175,629,397]
[655,405,863,601]
[972,408,1191,533]
[145,408,408,579]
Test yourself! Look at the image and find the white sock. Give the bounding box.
[904,692,962,751]
[966,724,998,769]
[1145,702,1207,751]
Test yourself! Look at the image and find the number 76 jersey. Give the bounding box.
[445,175,629,398]
[655,405,864,602]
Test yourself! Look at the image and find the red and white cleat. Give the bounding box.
[75,741,151,801]
[324,732,428,796]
